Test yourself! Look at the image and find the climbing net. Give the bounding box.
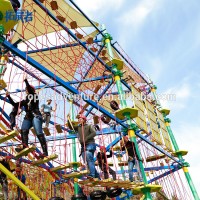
[0,0,195,200]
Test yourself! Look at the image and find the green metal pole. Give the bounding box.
[102,26,152,199]
[164,117,200,200]
[102,24,127,180]
[69,99,79,195]
[152,84,199,199]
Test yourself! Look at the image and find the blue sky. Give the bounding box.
[74,0,200,193]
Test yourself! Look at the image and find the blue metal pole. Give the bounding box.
[85,79,113,116]
[77,44,105,89]
[27,40,101,54]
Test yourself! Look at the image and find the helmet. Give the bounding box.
[5,155,11,160]
[78,115,87,121]
[100,146,106,151]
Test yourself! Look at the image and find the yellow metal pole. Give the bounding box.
[0,163,40,200]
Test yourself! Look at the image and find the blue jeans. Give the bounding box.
[21,115,43,135]
[128,159,135,182]
[81,143,100,179]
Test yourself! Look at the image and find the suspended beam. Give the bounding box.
[27,39,101,54]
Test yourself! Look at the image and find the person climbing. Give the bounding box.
[0,156,14,200]
[97,146,116,180]
[70,115,100,179]
[40,99,57,128]
[8,75,48,158]
[120,136,143,182]
[6,91,22,130]
[15,167,27,200]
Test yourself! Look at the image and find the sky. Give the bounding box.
[73,0,200,194]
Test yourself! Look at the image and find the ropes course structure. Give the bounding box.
[0,0,199,200]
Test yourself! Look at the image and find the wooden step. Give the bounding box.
[0,122,8,133]
[50,164,70,172]
[63,170,89,179]
[0,130,18,144]
[118,161,128,166]
[146,154,166,162]
[32,154,58,166]
[15,146,36,159]
[43,127,51,136]
[55,124,63,133]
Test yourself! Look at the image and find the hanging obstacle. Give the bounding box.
[0,0,18,34]
[101,114,111,124]
[86,37,94,44]
[71,194,87,200]
[110,100,119,111]
[70,21,78,29]
[90,190,107,200]
[106,188,122,198]
[75,32,83,39]
[50,1,58,10]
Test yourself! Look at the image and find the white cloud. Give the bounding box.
[118,0,160,32]
[160,82,191,111]
[72,0,124,20]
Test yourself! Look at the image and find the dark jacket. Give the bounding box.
[121,141,139,160]
[76,123,96,145]
[97,151,112,167]
[7,95,20,116]
[8,79,41,120]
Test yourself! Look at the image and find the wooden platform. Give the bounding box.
[78,179,144,189]
[106,58,124,70]
[172,150,188,157]
[15,146,36,159]
[146,154,166,162]
[78,176,99,186]
[132,184,162,195]
[32,154,58,166]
